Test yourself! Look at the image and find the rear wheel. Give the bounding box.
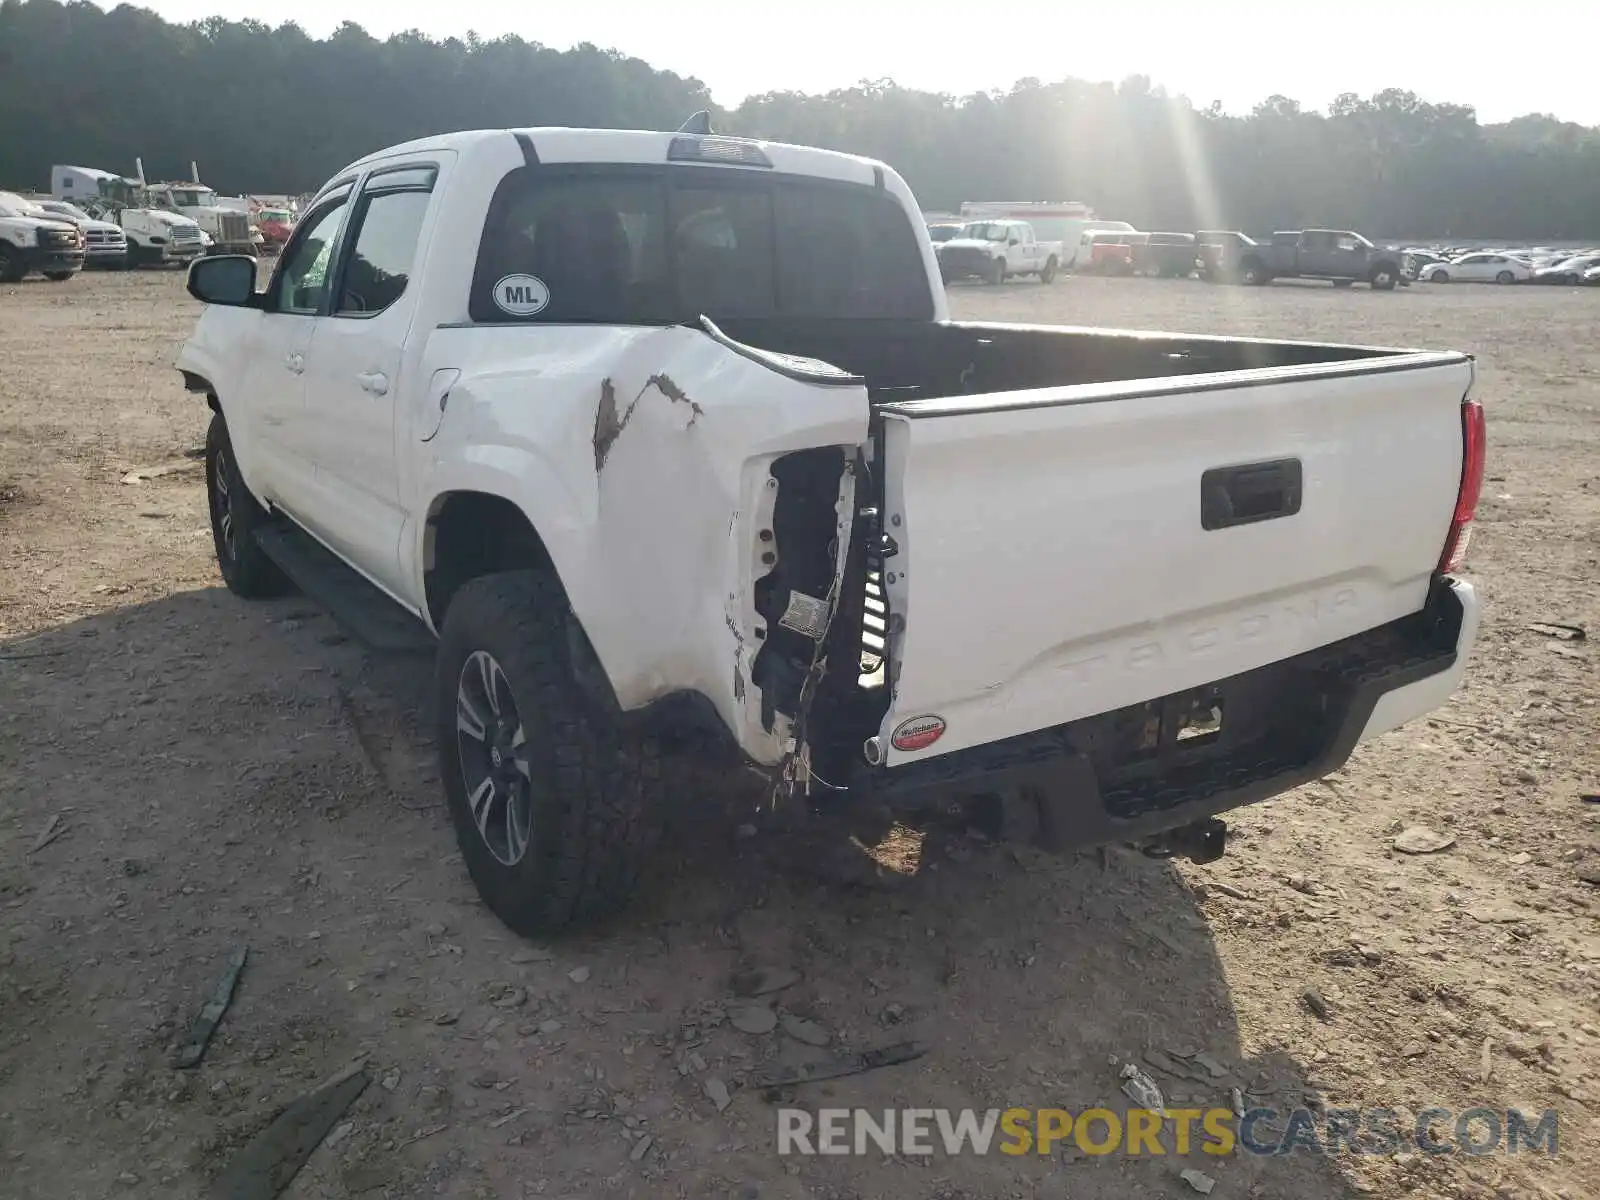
[1430,270,1450,284]
[1370,265,1399,290]
[205,413,292,599]
[1040,256,1058,284]
[43,271,75,282]
[1495,270,1516,284]
[0,246,24,283]
[1332,279,1354,289]
[1239,259,1268,286]
[435,570,662,935]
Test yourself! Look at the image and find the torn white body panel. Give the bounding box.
[410,323,867,764]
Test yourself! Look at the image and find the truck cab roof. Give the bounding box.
[336,127,890,192]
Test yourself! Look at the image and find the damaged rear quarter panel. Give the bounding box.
[412,323,867,764]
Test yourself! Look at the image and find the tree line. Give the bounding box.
[3,0,1599,240]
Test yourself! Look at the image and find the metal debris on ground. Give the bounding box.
[704,1078,732,1112]
[1118,1063,1166,1113]
[1210,882,1253,900]
[29,813,67,854]
[779,1014,830,1047]
[629,1133,653,1162]
[1303,987,1332,1021]
[173,946,248,1069]
[1393,826,1455,854]
[121,459,204,485]
[1180,1168,1217,1194]
[567,966,591,983]
[729,966,802,997]
[209,1069,370,1200]
[1480,1037,1494,1082]
[1527,622,1586,641]
[750,1040,929,1090]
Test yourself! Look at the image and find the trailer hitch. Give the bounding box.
[1139,817,1228,865]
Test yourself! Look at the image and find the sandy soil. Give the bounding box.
[1,269,1596,1200]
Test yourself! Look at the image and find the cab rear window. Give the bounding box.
[469,166,933,324]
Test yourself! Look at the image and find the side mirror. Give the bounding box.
[187,255,258,307]
[1008,237,1020,246]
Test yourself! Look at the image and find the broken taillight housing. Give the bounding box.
[1437,398,1486,574]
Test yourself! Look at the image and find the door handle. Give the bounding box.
[357,371,389,396]
[1201,459,1303,530]
[285,352,304,375]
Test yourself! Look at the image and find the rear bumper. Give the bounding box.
[850,577,1477,850]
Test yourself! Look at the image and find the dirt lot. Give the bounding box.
[1,269,1596,1200]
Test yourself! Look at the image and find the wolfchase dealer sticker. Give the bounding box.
[492,274,550,316]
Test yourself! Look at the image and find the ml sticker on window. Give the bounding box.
[492,274,550,316]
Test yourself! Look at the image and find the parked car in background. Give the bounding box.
[1221,229,1408,290]
[1133,232,1197,278]
[958,202,1120,269]
[1418,253,1533,284]
[31,198,129,267]
[255,207,296,255]
[1530,253,1600,284]
[0,190,84,282]
[1196,231,1255,280]
[1081,230,1146,275]
[1582,264,1600,285]
[935,219,1062,283]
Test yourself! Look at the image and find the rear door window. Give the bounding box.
[471,167,932,324]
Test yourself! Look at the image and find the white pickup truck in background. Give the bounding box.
[934,218,1063,284]
[177,121,1485,935]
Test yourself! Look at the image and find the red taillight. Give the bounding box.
[1437,398,1486,574]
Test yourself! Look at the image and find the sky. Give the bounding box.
[123,0,1600,126]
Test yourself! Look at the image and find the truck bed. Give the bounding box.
[713,317,1474,779]
[710,318,1415,406]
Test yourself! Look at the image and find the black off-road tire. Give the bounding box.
[1239,258,1268,286]
[435,570,662,936]
[0,246,24,283]
[1332,279,1354,289]
[43,271,76,282]
[1040,256,1058,283]
[205,413,292,599]
[1369,264,1400,291]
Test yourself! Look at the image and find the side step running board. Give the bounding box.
[253,522,436,654]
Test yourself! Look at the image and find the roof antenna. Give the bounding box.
[677,110,713,135]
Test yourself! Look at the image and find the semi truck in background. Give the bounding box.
[52,160,258,260]
[51,164,206,267]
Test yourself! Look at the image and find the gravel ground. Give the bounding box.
[1,269,1596,1200]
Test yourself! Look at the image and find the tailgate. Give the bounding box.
[872,353,1474,765]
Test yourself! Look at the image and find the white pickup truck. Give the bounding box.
[934,219,1063,284]
[178,123,1484,935]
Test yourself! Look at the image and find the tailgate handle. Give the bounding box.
[1201,459,1302,530]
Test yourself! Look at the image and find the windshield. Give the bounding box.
[170,188,217,207]
[958,222,1010,242]
[470,167,933,325]
[260,209,292,222]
